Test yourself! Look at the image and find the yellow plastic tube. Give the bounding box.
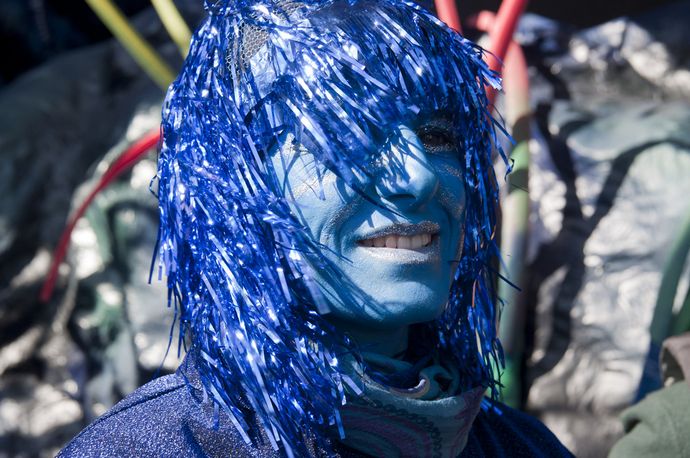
[85,0,175,90]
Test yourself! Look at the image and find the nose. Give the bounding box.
[374,125,439,211]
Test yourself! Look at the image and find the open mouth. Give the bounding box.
[358,233,436,249]
[356,222,440,250]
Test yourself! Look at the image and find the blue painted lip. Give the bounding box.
[355,220,440,241]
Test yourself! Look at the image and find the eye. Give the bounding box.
[416,125,457,154]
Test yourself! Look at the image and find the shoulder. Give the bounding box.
[461,400,573,457]
[58,365,276,457]
[609,381,690,458]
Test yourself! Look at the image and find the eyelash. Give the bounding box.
[416,126,457,153]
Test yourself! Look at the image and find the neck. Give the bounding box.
[328,317,409,357]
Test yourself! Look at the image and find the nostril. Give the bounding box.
[375,175,439,211]
[383,195,421,212]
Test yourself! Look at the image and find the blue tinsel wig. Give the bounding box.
[156,0,505,455]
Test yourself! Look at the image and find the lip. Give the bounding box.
[354,221,441,264]
[356,221,440,241]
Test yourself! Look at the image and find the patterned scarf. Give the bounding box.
[339,352,485,457]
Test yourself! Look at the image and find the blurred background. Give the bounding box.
[1,0,689,456]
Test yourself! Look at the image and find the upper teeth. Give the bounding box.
[359,234,433,249]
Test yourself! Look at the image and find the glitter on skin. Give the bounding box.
[270,123,466,331]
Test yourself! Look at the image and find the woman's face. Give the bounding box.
[271,116,466,331]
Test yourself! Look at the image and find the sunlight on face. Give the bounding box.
[271,117,466,331]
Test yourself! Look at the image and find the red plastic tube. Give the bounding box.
[467,9,530,108]
[434,0,462,33]
[485,0,528,72]
[435,0,528,105]
[40,129,161,302]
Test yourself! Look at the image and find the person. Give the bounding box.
[59,0,572,456]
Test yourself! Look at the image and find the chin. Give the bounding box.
[316,265,452,328]
[358,283,448,328]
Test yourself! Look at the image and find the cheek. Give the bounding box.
[283,168,359,246]
[270,145,336,239]
[436,162,466,221]
[435,162,466,267]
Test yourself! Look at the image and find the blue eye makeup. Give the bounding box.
[415,118,458,155]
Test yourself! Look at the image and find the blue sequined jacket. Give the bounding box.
[59,355,572,457]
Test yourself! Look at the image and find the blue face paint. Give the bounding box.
[272,120,466,350]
